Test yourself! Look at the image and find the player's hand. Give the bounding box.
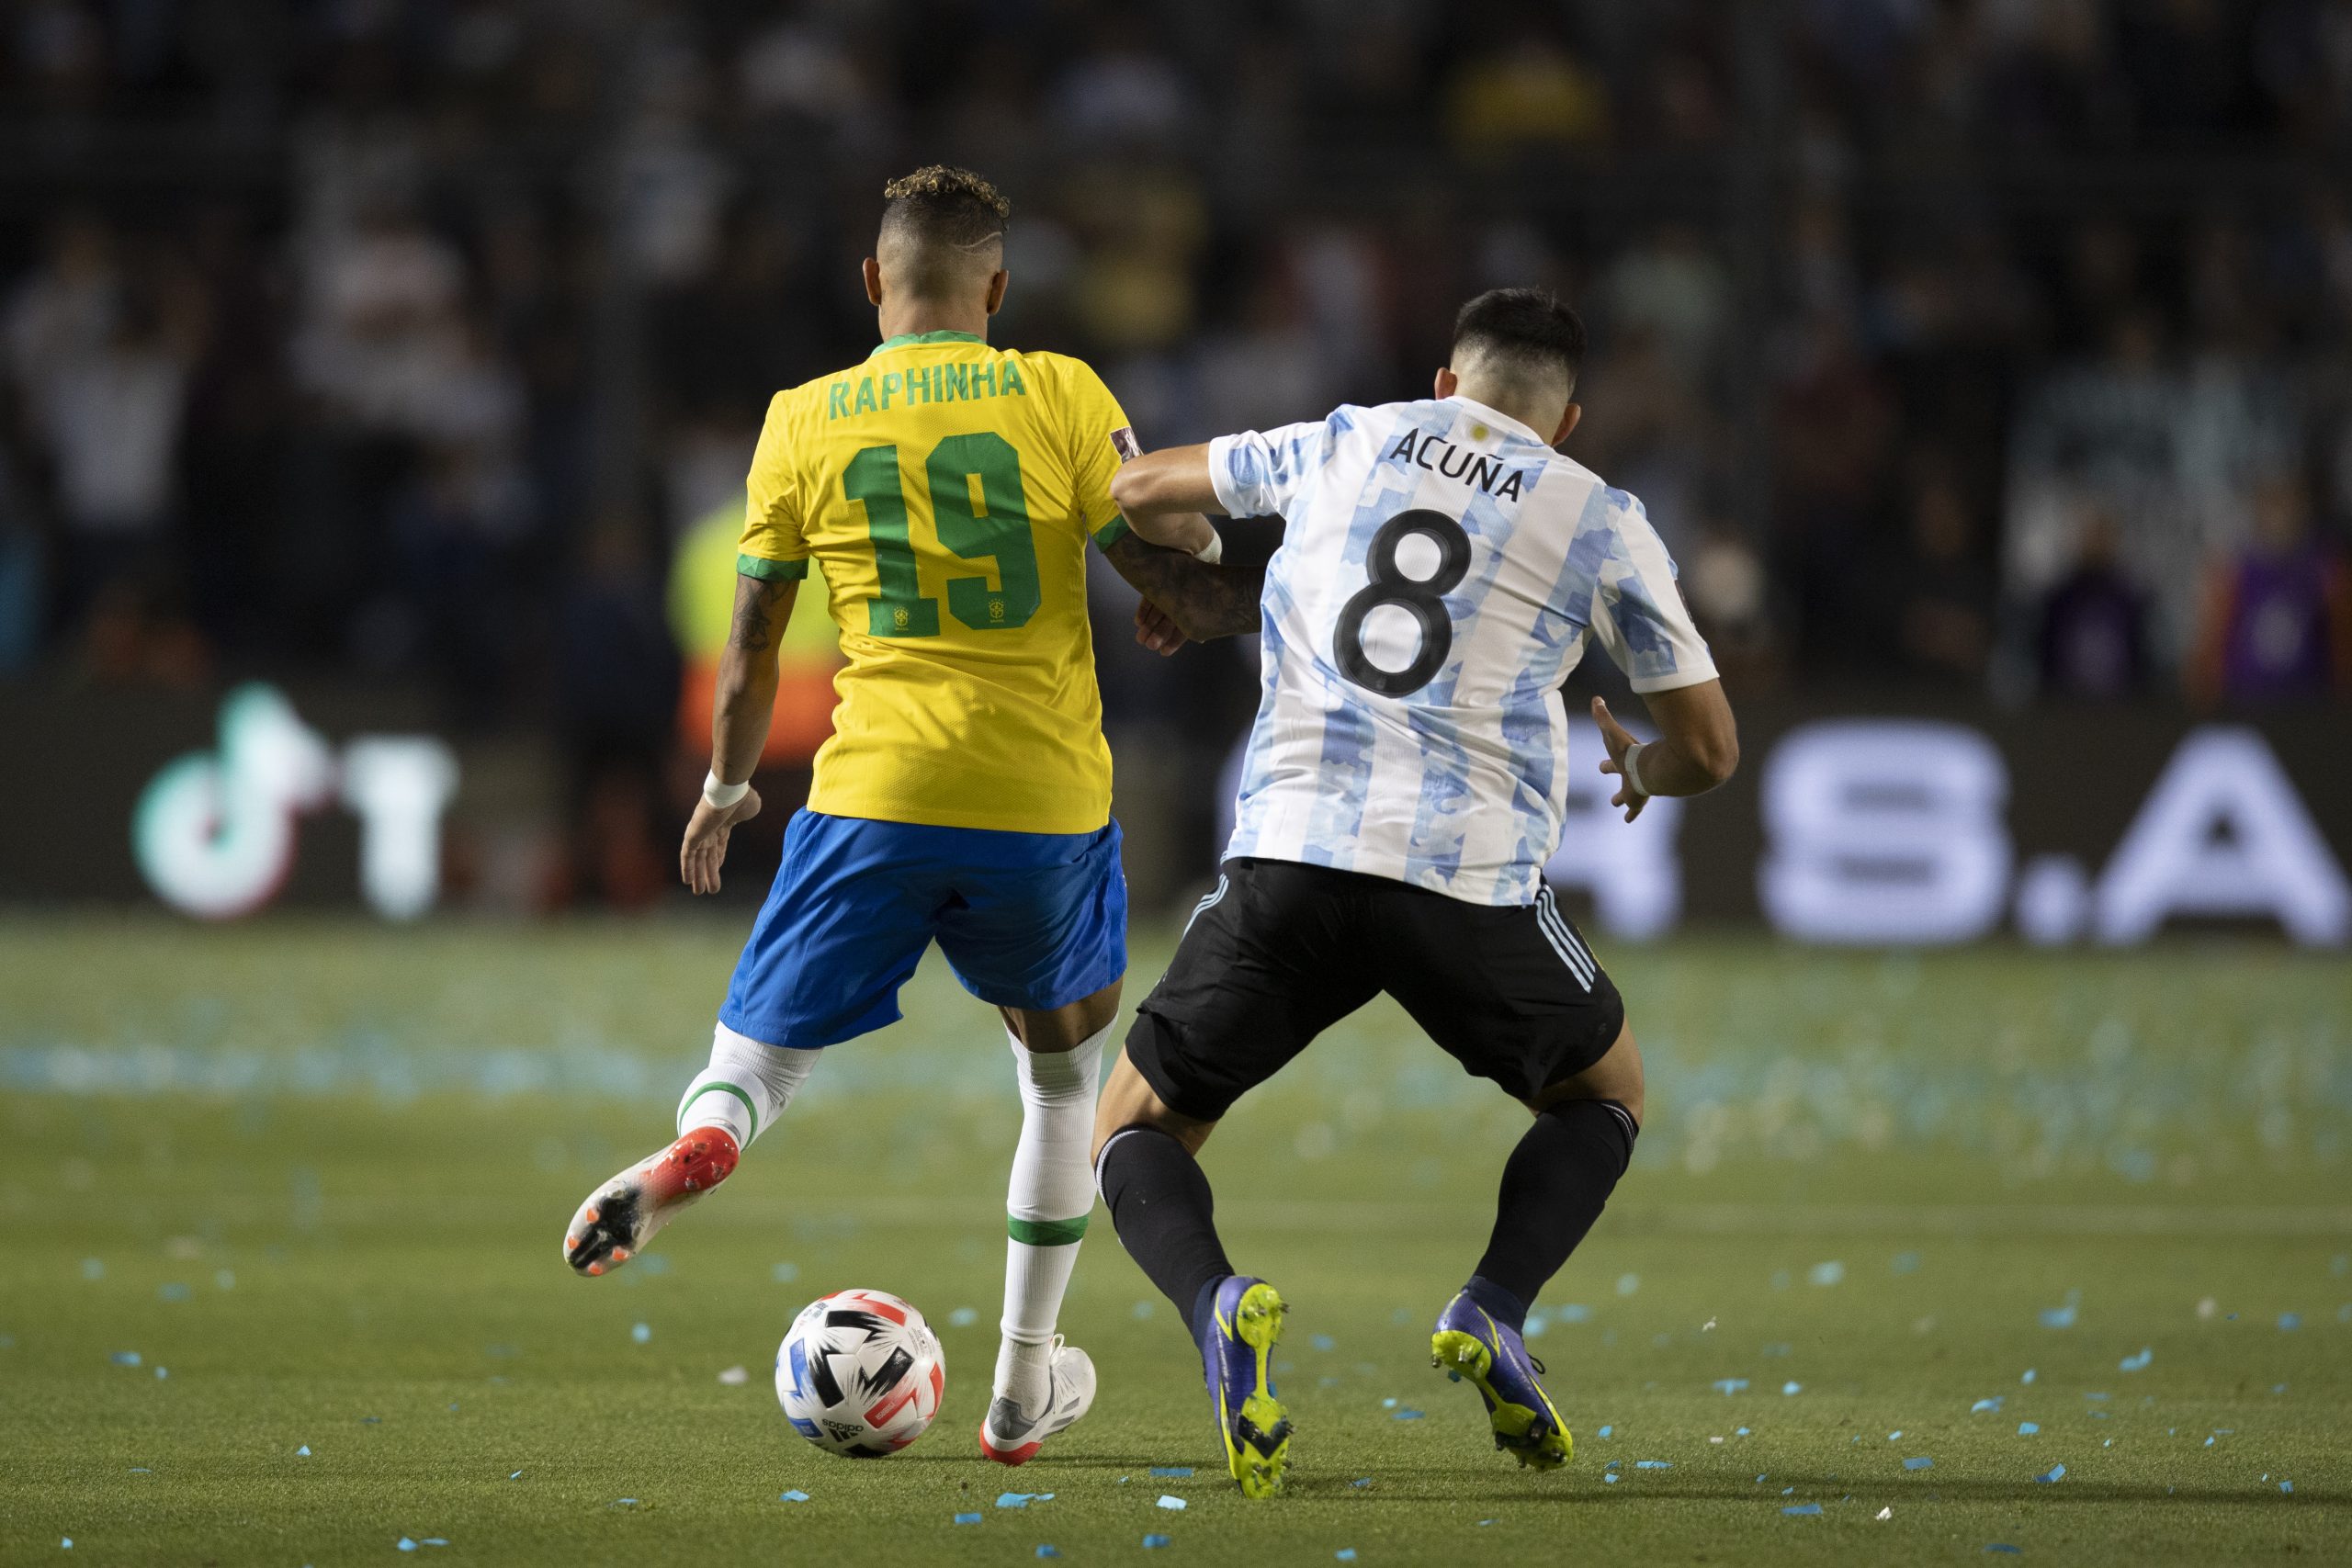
[681,788,762,895]
[1590,696,1648,823]
[1135,599,1188,656]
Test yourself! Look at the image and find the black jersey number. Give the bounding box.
[1332,508,1473,696]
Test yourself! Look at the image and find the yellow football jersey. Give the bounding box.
[736,330,1137,835]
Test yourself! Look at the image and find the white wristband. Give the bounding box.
[1621,741,1650,797]
[1192,530,1224,565]
[702,772,750,810]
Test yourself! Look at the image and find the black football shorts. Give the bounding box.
[1124,857,1626,1122]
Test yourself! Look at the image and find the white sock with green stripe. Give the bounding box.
[674,1022,820,1149]
[994,1022,1109,1410]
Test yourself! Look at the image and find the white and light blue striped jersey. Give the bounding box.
[1208,394,1716,906]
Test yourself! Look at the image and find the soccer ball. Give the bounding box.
[775,1288,945,1458]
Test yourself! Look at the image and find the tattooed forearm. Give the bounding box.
[728,573,796,652]
[1102,531,1263,640]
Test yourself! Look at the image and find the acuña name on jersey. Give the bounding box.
[1207,395,1717,907]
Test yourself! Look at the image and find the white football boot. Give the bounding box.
[978,1337,1097,1465]
[562,1126,740,1276]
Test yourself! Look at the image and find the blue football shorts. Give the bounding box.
[718,809,1128,1049]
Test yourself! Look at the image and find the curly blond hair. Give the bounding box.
[881,165,1010,243]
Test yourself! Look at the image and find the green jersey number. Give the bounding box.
[842,433,1040,637]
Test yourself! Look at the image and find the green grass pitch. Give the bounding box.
[2,918,2347,1564]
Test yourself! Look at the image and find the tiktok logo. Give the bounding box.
[132,684,458,920]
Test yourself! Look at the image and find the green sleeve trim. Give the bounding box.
[1090,513,1131,550]
[1008,1213,1090,1247]
[680,1080,760,1142]
[737,554,809,582]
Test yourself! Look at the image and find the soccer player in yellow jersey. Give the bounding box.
[560,167,1258,1466]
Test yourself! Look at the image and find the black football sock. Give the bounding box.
[1096,1124,1234,1345]
[1468,1099,1639,1324]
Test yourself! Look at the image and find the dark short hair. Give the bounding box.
[879,164,1011,253]
[1451,288,1587,389]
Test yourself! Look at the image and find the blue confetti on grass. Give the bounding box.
[1392,1408,1423,1421]
[2119,1348,2153,1371]
[1157,1496,1186,1511]
[398,1540,416,1553]
[1597,1425,1612,1438]
[1149,1467,1192,1478]
[1713,1379,1749,1395]
[1603,1473,1619,1483]
[1973,1397,2004,1413]
[1904,1457,1933,1471]
[2281,1481,2294,1494]
[1036,1549,1060,1560]
[2021,1368,2037,1384]
[1784,1503,1822,1516]
[1809,1261,1846,1287]
[1558,1304,1591,1323]
[629,1323,650,1345]
[778,1490,808,1503]
[1131,1301,1155,1320]
[1337,1553,1358,1563]
[296,1446,311,1457]
[2035,1465,2066,1483]
[954,1512,981,1525]
[1893,1251,1921,1273]
[1782,1382,1803,1396]
[1312,1334,1336,1352]
[158,1283,190,1303]
[1142,1534,1170,1550]
[948,1307,979,1327]
[2278,1313,2301,1331]
[613,1499,639,1507]
[154,1367,168,1381]
[770,1262,798,1283]
[1984,1547,2022,1556]
[1351,1478,1373,1488]
[109,1351,141,1367]
[422,1540,448,1548]
[81,1259,104,1280]
[2018,1422,2040,1436]
[1636,1461,1672,1470]
[1617,1273,1640,1296]
[2038,1292,2081,1329]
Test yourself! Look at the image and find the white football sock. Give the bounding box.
[994,1021,1109,1407]
[674,1021,820,1149]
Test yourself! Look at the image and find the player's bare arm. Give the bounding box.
[1589,682,1738,824]
[681,571,796,894]
[1099,442,1261,641]
[1102,529,1262,643]
[1108,443,1222,549]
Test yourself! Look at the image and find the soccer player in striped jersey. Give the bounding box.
[1089,288,1740,1495]
[558,166,1257,1467]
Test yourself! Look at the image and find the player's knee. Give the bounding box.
[1530,1022,1644,1124]
[1091,1056,1177,1162]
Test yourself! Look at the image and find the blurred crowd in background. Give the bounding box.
[5,0,2351,906]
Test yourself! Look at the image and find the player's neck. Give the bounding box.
[876,298,991,343]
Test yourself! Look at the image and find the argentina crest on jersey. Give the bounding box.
[1209,396,1716,908]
